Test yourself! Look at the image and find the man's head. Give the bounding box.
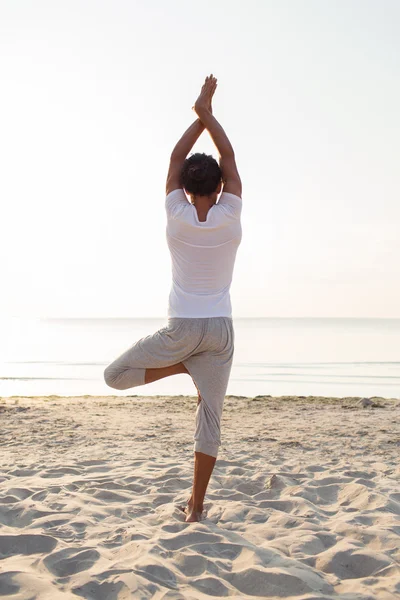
[180,152,222,200]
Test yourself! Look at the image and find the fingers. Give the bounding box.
[203,74,217,88]
[202,75,217,99]
[195,74,217,111]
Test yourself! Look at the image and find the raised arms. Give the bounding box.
[165,81,216,196]
[166,74,242,198]
[193,75,242,198]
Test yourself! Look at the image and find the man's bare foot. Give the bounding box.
[195,386,202,406]
[185,509,203,522]
[178,496,204,518]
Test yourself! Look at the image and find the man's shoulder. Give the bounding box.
[216,191,242,218]
[218,191,242,204]
[166,188,190,219]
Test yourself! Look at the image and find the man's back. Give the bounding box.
[166,188,242,318]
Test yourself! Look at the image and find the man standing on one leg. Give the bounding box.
[104,75,242,522]
[166,74,242,521]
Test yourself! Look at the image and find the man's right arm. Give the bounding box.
[195,107,242,198]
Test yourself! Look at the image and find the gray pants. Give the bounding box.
[104,317,234,458]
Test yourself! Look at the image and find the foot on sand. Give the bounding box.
[184,509,203,522]
[178,498,204,521]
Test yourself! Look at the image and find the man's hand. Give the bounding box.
[193,74,217,116]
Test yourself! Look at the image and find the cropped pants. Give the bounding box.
[103,317,234,458]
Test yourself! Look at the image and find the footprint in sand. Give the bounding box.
[43,547,100,577]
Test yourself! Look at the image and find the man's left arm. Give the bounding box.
[166,119,205,196]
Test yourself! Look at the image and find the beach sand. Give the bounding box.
[0,393,399,599]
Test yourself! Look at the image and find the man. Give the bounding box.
[104,74,242,522]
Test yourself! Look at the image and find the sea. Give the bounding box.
[1,317,399,399]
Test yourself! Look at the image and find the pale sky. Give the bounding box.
[1,0,399,318]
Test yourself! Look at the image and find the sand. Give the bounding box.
[0,393,399,599]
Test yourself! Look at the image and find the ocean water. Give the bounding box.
[1,317,399,399]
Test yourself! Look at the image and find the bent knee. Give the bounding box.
[104,365,120,389]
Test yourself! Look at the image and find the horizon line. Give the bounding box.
[33,315,400,321]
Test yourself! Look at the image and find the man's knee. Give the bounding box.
[104,364,146,390]
[104,365,120,389]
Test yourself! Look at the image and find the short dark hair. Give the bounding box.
[180,152,222,196]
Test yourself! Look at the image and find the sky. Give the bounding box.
[1,0,399,319]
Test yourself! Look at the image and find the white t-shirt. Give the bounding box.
[165,188,242,318]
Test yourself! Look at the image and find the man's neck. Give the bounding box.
[191,195,216,209]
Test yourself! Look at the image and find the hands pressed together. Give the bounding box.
[193,74,217,117]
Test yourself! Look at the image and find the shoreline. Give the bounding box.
[1,393,399,402]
